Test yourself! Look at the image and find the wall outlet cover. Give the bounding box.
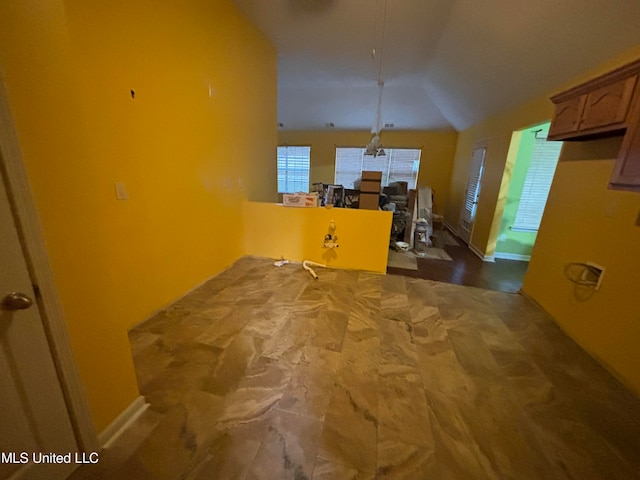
[114,182,129,200]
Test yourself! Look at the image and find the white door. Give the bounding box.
[0,164,78,479]
[458,146,486,244]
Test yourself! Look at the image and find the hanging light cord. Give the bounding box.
[371,0,388,135]
[376,0,388,85]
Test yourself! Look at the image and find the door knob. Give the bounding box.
[1,292,34,311]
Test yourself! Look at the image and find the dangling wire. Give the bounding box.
[376,0,388,85]
[371,0,388,135]
[373,80,384,135]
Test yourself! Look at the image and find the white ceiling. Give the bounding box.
[232,0,640,132]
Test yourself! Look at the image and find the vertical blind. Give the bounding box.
[463,148,485,216]
[277,146,311,193]
[512,137,562,232]
[334,148,421,189]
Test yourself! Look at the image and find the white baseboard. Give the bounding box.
[99,396,148,449]
[494,252,531,262]
[469,243,495,262]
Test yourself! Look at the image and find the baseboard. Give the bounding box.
[443,220,457,235]
[98,396,148,449]
[469,243,495,262]
[494,252,531,262]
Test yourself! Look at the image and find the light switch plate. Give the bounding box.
[114,182,129,200]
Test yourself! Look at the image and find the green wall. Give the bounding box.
[495,122,551,258]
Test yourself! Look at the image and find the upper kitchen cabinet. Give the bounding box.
[548,58,640,191]
[548,60,640,141]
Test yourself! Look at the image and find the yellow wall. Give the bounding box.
[448,45,640,394]
[0,0,277,431]
[244,202,392,273]
[279,130,458,215]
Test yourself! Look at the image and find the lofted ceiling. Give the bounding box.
[232,0,640,132]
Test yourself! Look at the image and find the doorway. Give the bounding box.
[494,122,562,261]
[0,72,97,478]
[0,156,79,479]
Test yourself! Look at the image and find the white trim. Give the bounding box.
[469,243,495,262]
[494,252,531,262]
[99,396,149,448]
[0,70,99,451]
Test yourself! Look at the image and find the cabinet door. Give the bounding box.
[580,75,637,131]
[610,107,640,190]
[548,95,586,139]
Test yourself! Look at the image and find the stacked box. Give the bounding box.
[359,171,382,210]
[362,170,382,180]
[359,193,380,210]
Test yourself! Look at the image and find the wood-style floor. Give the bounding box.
[388,229,529,294]
[69,256,640,480]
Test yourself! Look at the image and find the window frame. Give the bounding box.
[277,145,311,194]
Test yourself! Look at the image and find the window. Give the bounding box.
[277,146,310,193]
[334,147,421,189]
[512,136,562,232]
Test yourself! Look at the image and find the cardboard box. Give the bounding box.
[359,192,380,210]
[282,192,319,207]
[362,170,383,181]
[360,179,381,193]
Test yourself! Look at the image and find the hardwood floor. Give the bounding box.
[388,230,529,294]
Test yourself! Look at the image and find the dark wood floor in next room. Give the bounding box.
[387,230,530,294]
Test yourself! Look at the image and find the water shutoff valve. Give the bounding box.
[323,220,339,248]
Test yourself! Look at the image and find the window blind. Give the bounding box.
[464,148,485,214]
[512,137,562,232]
[277,146,311,194]
[334,147,421,189]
